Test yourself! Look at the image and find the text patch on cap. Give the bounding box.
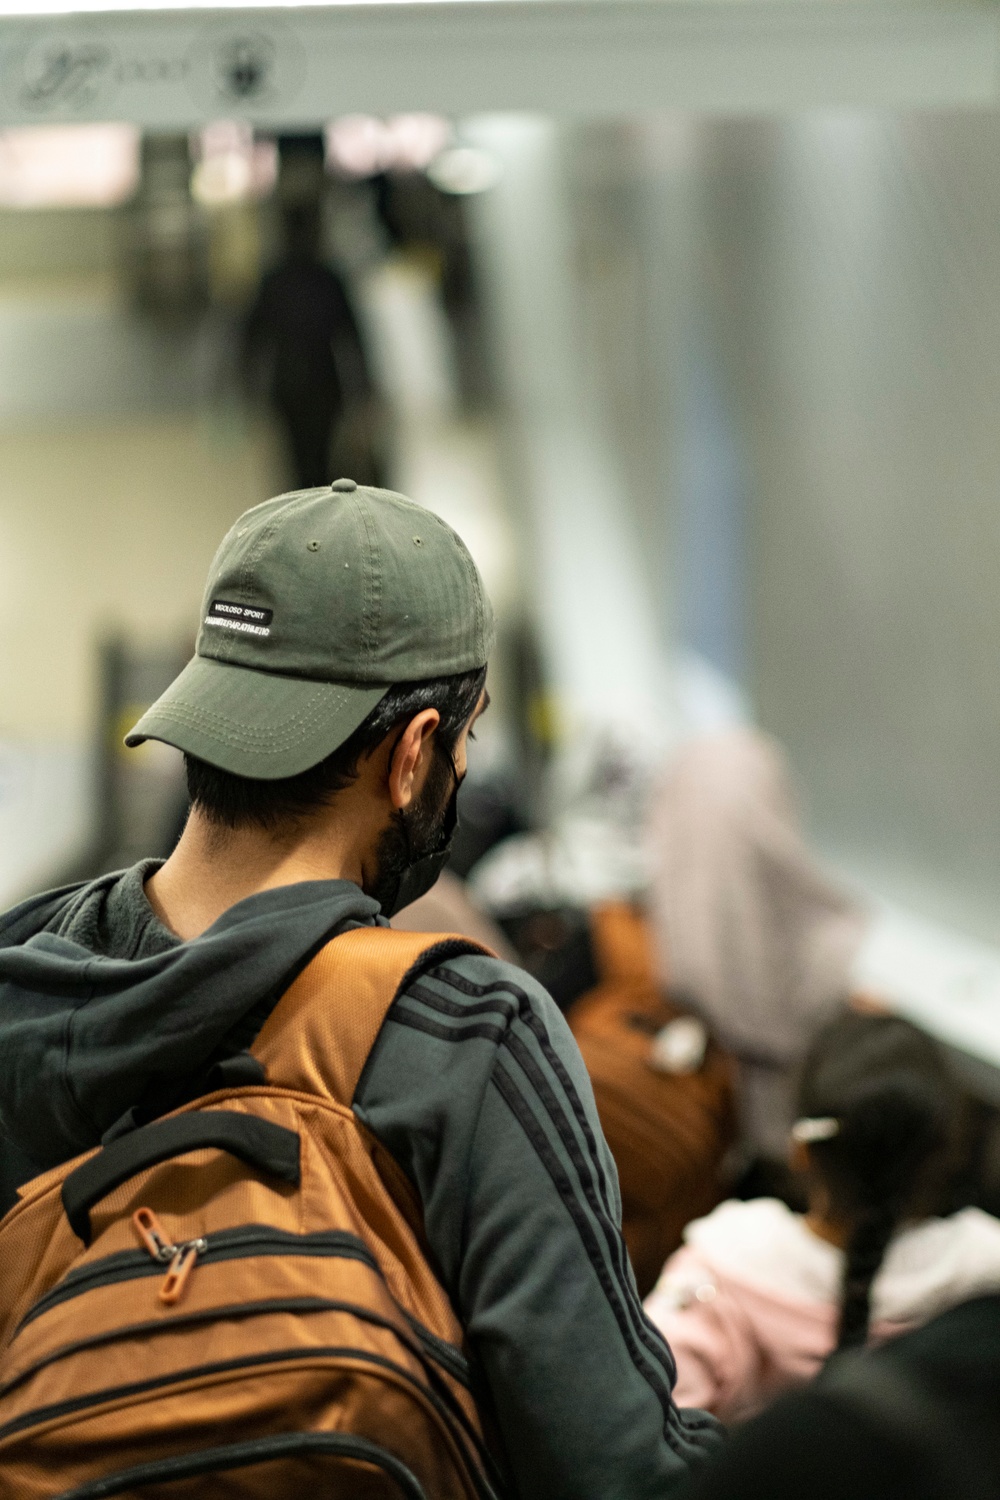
[205,599,273,637]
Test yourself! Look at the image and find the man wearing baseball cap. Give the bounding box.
[0,481,719,1495]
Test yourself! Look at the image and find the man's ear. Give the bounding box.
[387,709,440,811]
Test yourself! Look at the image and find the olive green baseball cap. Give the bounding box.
[125,479,494,779]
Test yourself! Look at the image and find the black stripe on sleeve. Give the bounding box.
[389,1009,507,1048]
[405,981,640,1337]
[422,970,620,1220]
[489,1063,679,1410]
[391,967,689,1434]
[403,974,674,1383]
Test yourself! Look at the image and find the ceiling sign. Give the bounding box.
[0,2,994,129]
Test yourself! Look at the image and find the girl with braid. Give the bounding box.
[644,1013,1000,1423]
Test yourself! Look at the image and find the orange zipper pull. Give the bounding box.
[133,1207,175,1263]
[159,1238,207,1306]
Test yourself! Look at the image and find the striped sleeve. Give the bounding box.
[354,952,722,1499]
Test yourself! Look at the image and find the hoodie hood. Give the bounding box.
[0,870,379,1172]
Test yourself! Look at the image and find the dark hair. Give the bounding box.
[185,665,486,832]
[797,1013,961,1351]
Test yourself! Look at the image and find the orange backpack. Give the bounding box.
[568,905,736,1298]
[0,927,501,1500]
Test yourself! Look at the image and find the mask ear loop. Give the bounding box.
[389,722,461,865]
[430,739,462,845]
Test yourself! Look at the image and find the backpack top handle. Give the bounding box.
[61,1111,301,1246]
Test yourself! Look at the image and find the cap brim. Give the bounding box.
[125,656,389,779]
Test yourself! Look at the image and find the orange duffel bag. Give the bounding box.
[568,904,736,1298]
[0,928,500,1500]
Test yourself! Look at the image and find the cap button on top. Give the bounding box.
[330,477,357,493]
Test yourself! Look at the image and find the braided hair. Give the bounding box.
[797,1013,961,1351]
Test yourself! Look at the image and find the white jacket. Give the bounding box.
[645,1197,1000,1424]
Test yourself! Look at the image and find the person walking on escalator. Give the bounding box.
[245,204,378,489]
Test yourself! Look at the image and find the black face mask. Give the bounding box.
[366,743,461,919]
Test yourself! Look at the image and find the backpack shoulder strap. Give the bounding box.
[251,927,489,1108]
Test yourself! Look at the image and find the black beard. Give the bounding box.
[365,744,456,913]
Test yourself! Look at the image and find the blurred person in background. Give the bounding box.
[647,728,868,1172]
[467,727,740,1296]
[244,203,380,488]
[645,1013,1000,1424]
[468,722,870,1280]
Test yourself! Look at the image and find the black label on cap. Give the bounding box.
[205,599,273,637]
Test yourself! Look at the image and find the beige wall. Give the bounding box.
[0,415,282,742]
[0,208,117,285]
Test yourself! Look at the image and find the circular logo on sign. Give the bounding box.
[216,35,275,103]
[187,24,306,114]
[16,34,119,115]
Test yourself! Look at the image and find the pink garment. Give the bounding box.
[648,1240,835,1425]
[647,728,868,1156]
[645,1198,1000,1425]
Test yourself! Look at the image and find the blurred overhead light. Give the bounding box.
[426,145,501,195]
[325,115,390,178]
[325,113,452,178]
[386,114,453,171]
[0,122,139,208]
[198,118,250,160]
[190,120,277,206]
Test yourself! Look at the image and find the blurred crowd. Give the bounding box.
[11,117,1000,1493]
[399,722,1000,1494]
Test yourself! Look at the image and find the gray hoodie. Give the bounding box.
[0,863,720,1498]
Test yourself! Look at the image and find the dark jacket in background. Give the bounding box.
[245,256,371,488]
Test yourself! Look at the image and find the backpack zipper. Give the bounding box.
[15,1225,474,1397]
[132,1209,208,1306]
[7,1229,497,1499]
[17,1225,383,1334]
